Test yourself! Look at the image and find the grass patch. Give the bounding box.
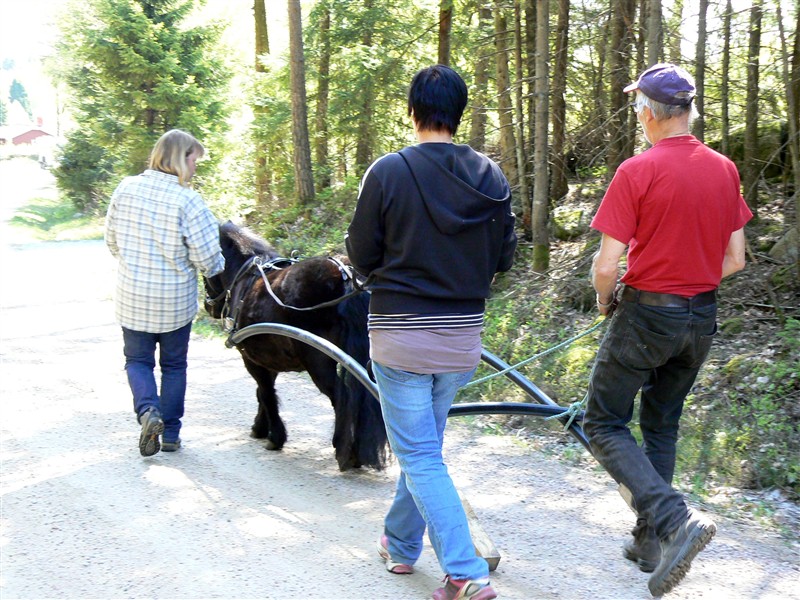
[10,194,105,241]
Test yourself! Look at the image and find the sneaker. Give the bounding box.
[432,577,497,600]
[138,408,164,457]
[648,508,716,597]
[161,438,182,452]
[623,517,661,572]
[377,535,413,575]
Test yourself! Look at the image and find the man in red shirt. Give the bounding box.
[585,63,752,597]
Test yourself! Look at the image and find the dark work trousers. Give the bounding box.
[583,299,717,539]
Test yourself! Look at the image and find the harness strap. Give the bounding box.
[255,256,364,313]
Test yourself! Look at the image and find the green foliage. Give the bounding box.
[682,319,800,498]
[53,129,116,212]
[52,0,232,210]
[255,177,362,257]
[8,79,32,119]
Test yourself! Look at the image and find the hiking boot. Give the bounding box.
[432,577,497,600]
[377,535,413,575]
[161,438,182,452]
[623,517,661,572]
[648,508,716,597]
[138,408,164,457]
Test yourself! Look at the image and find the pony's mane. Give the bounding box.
[220,221,279,258]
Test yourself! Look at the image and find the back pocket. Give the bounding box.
[618,321,676,369]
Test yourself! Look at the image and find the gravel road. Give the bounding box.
[1,157,798,599]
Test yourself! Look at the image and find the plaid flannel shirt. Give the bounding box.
[105,169,224,333]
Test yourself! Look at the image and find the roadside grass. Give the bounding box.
[10,192,105,241]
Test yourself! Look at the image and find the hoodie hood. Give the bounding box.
[399,144,511,235]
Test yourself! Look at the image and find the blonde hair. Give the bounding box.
[148,129,205,186]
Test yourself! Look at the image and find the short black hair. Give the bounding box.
[407,65,468,135]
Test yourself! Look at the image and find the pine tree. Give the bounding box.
[54,0,231,207]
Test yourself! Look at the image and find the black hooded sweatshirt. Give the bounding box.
[346,142,517,317]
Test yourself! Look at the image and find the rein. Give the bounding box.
[255,255,365,312]
[209,254,366,341]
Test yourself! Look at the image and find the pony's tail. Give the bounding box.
[333,291,389,470]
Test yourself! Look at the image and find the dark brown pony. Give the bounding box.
[203,221,388,471]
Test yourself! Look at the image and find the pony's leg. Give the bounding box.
[243,361,286,451]
[303,351,359,471]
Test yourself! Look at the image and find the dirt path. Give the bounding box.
[1,156,798,599]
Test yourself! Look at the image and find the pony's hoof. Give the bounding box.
[265,440,280,451]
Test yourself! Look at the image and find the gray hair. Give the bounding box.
[634,91,698,123]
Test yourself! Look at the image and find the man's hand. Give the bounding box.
[596,287,619,317]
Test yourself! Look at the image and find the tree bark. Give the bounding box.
[255,0,270,66]
[254,0,271,210]
[531,0,550,273]
[469,5,491,151]
[646,0,663,65]
[607,0,635,177]
[550,0,570,204]
[438,0,453,66]
[776,1,800,280]
[493,2,520,196]
[287,0,315,205]
[743,0,762,216]
[513,0,530,228]
[525,0,536,175]
[315,2,331,189]
[721,0,732,156]
[692,0,708,141]
[355,0,375,172]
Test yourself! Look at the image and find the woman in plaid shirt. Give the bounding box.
[105,129,224,457]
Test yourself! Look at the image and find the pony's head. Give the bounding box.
[203,221,279,319]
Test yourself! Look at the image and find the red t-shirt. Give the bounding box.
[591,135,753,296]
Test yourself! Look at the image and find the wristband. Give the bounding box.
[596,294,613,307]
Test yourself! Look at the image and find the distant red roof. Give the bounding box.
[12,129,52,145]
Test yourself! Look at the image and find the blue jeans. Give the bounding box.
[122,322,192,442]
[372,361,487,581]
[583,299,717,538]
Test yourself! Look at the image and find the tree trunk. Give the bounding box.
[607,0,635,177]
[355,0,375,172]
[493,2,520,198]
[531,0,550,273]
[438,0,453,66]
[254,0,271,210]
[776,1,800,280]
[691,0,708,141]
[525,0,536,177]
[647,0,663,65]
[743,0,762,216]
[287,0,315,205]
[550,0,570,204]
[513,0,530,227]
[469,6,491,151]
[255,0,270,66]
[721,0,732,156]
[315,2,331,189]
[793,0,800,135]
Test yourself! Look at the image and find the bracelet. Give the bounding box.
[596,294,613,307]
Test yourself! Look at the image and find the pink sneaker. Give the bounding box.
[432,576,497,600]
[377,535,414,575]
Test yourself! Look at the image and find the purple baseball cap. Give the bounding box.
[624,63,696,106]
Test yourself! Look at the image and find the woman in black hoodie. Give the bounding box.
[346,65,516,600]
